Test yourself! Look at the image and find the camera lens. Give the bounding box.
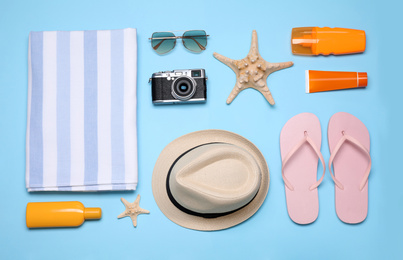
[177,82,191,95]
[171,76,197,101]
[180,85,188,92]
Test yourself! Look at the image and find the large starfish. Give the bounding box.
[213,30,293,105]
[117,195,149,227]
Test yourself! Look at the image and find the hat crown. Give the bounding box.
[169,143,261,214]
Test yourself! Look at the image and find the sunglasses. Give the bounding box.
[149,30,209,54]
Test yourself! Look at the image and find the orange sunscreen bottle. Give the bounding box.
[291,27,366,55]
[306,70,367,93]
[26,201,102,228]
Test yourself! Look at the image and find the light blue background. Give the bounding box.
[0,0,401,259]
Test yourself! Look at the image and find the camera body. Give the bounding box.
[150,69,207,104]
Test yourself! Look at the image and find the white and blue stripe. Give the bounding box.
[26,28,138,191]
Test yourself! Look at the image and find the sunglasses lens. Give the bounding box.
[151,32,176,54]
[182,30,207,53]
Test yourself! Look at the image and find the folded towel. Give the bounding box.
[26,28,138,191]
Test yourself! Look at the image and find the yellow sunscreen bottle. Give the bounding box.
[26,201,102,228]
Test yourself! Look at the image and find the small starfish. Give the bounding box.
[117,195,149,227]
[213,30,293,105]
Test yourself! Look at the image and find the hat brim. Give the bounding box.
[152,130,270,231]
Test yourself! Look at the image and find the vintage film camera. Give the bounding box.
[150,69,207,104]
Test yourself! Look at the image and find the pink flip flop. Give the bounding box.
[328,112,371,224]
[280,113,325,224]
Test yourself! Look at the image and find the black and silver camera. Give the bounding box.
[150,69,207,104]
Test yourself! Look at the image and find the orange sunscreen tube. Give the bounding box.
[26,201,102,228]
[291,27,366,55]
[306,70,367,93]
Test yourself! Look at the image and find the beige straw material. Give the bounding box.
[152,129,270,231]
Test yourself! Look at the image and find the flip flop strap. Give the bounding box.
[282,132,326,191]
[328,132,372,191]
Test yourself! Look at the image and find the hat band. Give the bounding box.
[166,181,259,219]
[166,143,259,219]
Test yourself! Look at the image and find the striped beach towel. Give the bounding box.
[26,28,138,191]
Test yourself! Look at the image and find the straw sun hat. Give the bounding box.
[152,130,270,231]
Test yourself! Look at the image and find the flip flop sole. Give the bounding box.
[328,112,370,224]
[280,113,322,224]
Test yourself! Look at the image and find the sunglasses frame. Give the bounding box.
[149,30,209,54]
